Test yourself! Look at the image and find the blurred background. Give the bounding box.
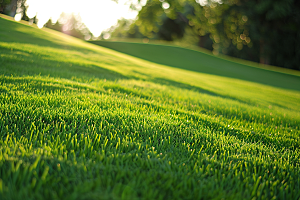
[1,0,299,70]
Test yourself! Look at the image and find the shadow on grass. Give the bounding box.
[152,77,252,105]
[0,76,105,94]
[0,18,129,83]
[90,41,300,91]
[0,47,128,82]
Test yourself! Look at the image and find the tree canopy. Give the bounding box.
[45,13,92,40]
[109,0,300,70]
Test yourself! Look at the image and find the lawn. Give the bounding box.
[1,15,300,200]
[90,40,300,91]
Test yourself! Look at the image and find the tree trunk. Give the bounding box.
[259,39,270,65]
[198,35,206,48]
[8,0,18,17]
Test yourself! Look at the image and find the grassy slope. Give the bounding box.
[89,40,300,91]
[1,15,300,200]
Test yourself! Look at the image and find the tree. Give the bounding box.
[1,0,29,21]
[246,0,300,69]
[0,0,15,15]
[215,0,300,69]
[44,13,92,40]
[129,0,300,69]
[0,0,11,13]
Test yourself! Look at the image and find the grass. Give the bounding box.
[89,40,300,91]
[1,15,300,200]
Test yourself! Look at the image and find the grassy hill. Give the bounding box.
[1,15,300,200]
[90,40,300,91]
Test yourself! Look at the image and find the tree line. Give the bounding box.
[1,0,299,70]
[106,0,300,70]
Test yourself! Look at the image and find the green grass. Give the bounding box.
[1,15,300,200]
[89,40,300,91]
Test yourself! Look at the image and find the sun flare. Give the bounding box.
[25,0,140,36]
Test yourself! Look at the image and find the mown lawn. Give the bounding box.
[1,15,300,200]
[90,40,300,91]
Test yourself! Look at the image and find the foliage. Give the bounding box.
[0,0,19,16]
[125,0,300,70]
[214,0,300,69]
[44,13,92,40]
[100,18,147,40]
[0,0,12,13]
[1,16,300,200]
[3,0,27,18]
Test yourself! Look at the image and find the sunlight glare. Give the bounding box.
[162,2,170,9]
[14,13,22,21]
[196,0,222,6]
[25,0,140,36]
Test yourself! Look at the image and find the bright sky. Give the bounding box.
[23,0,145,36]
